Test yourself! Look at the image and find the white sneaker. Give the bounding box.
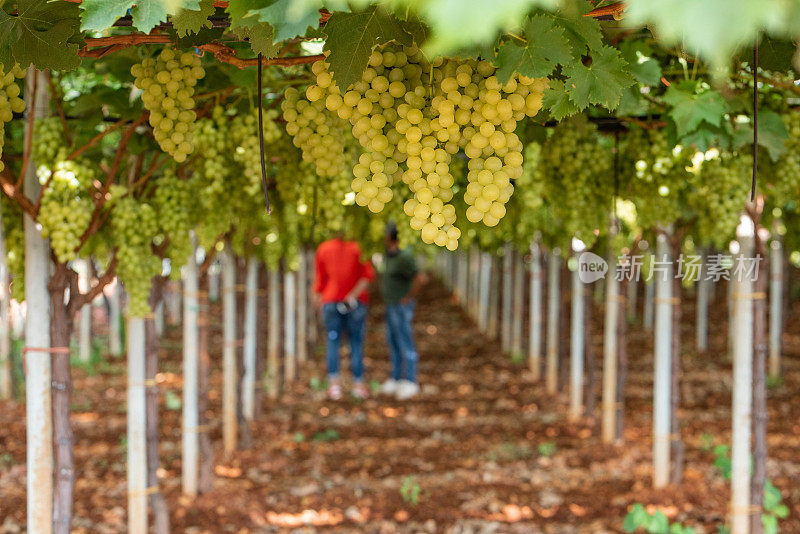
[381,379,399,395]
[395,380,420,400]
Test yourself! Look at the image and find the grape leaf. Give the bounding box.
[542,79,580,120]
[249,0,321,42]
[548,0,603,55]
[619,40,662,86]
[562,45,634,110]
[81,0,188,33]
[80,0,134,31]
[731,110,788,162]
[421,0,557,56]
[235,24,280,59]
[0,0,82,71]
[323,5,413,90]
[494,15,572,83]
[681,121,731,152]
[225,0,262,30]
[662,84,728,138]
[172,0,215,37]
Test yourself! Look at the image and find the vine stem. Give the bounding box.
[80,35,323,69]
[66,117,127,161]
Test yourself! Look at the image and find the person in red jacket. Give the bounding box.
[314,234,375,400]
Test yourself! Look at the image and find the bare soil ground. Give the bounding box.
[1,279,799,533]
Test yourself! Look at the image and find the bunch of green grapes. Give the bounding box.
[131,48,204,162]
[282,86,351,178]
[1,198,25,300]
[690,150,752,248]
[37,159,97,263]
[193,109,239,240]
[303,47,547,249]
[112,196,162,316]
[231,106,284,197]
[439,65,545,228]
[32,117,66,170]
[153,168,196,271]
[622,126,692,230]
[0,63,26,172]
[774,109,800,204]
[535,115,612,245]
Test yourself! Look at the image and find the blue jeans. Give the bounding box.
[385,301,418,383]
[323,302,367,381]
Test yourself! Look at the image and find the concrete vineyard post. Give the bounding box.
[696,249,709,352]
[511,250,524,356]
[569,240,585,421]
[653,233,673,489]
[284,270,297,383]
[769,234,782,378]
[297,250,309,364]
[478,253,491,332]
[221,249,237,453]
[501,244,513,351]
[126,316,147,534]
[731,218,755,534]
[0,199,11,399]
[546,248,561,394]
[77,258,91,363]
[602,253,620,443]
[528,241,543,380]
[24,67,53,534]
[181,233,199,496]
[242,257,259,421]
[267,269,281,399]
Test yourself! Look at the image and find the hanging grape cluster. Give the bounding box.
[622,126,693,230]
[112,196,162,316]
[774,109,800,205]
[153,168,196,272]
[32,117,66,169]
[691,150,752,248]
[287,44,546,249]
[535,116,613,244]
[131,49,204,162]
[38,159,98,263]
[281,86,352,178]
[0,63,26,172]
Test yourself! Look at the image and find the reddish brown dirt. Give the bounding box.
[1,278,799,533]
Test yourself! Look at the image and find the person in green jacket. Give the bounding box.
[380,223,427,400]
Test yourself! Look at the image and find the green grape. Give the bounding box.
[131,48,204,162]
[38,159,97,263]
[0,63,26,173]
[112,196,162,317]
